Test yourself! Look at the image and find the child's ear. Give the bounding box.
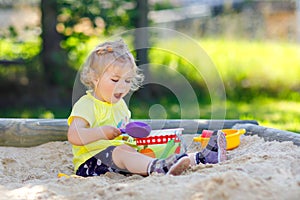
[92,76,100,88]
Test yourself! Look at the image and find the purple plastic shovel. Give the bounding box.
[120,121,151,138]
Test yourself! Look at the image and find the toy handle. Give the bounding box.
[120,128,126,133]
[238,129,246,135]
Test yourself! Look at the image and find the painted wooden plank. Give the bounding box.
[233,123,300,146]
[0,118,258,147]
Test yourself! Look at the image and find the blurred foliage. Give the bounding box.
[1,1,299,133]
[1,37,299,132]
[201,39,300,101]
[0,106,71,119]
[0,38,40,61]
[55,0,174,68]
[1,37,299,102]
[131,37,300,132]
[55,0,136,69]
[152,0,175,10]
[3,98,298,133]
[57,0,136,36]
[149,38,300,102]
[227,99,300,133]
[130,99,300,133]
[1,37,299,101]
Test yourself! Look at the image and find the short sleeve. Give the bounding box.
[67,95,95,127]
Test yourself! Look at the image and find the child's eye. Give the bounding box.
[125,79,132,83]
[111,79,119,82]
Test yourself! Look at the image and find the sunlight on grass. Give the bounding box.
[225,99,300,133]
[0,38,40,60]
[197,99,300,133]
[200,38,300,99]
[3,100,299,133]
[39,111,55,119]
[150,38,300,101]
[131,99,300,133]
[1,38,299,134]
[1,107,70,119]
[144,38,300,133]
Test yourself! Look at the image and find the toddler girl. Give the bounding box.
[67,39,227,177]
[67,39,190,176]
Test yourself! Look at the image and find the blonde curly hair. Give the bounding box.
[80,39,144,91]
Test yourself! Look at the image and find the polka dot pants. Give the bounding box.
[76,146,130,177]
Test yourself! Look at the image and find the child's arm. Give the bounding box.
[67,117,121,146]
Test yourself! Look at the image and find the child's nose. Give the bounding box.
[117,80,128,90]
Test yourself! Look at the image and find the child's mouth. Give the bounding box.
[114,93,122,99]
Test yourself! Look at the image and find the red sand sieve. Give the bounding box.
[136,134,181,145]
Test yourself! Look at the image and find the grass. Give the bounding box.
[0,38,40,60]
[149,38,300,101]
[222,99,300,133]
[201,38,300,99]
[1,37,300,133]
[1,99,299,133]
[0,106,71,119]
[201,39,300,133]
[137,38,300,133]
[130,98,300,133]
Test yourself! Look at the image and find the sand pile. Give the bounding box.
[0,134,299,200]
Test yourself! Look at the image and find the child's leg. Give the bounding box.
[112,144,190,176]
[189,130,227,165]
[112,144,153,175]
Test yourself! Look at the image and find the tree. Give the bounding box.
[134,0,149,67]
[39,0,152,101]
[41,0,73,86]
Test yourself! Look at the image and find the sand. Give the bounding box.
[0,134,300,200]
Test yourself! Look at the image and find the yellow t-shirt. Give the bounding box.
[68,91,132,172]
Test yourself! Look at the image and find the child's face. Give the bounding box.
[93,64,134,104]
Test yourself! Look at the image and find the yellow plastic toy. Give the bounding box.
[193,129,246,150]
[57,173,80,178]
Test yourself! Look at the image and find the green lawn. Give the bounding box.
[1,99,300,133]
[1,38,299,133]
[219,99,300,133]
[129,98,300,133]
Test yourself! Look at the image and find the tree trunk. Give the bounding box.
[297,0,300,43]
[134,0,149,67]
[134,0,161,102]
[40,0,71,86]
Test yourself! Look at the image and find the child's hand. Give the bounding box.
[101,125,121,140]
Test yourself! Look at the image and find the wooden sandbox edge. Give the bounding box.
[0,118,258,147]
[233,123,300,146]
